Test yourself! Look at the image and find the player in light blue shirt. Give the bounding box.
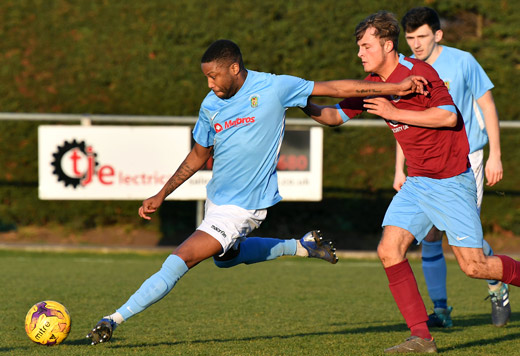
[394,7,507,328]
[87,39,426,344]
[194,70,313,210]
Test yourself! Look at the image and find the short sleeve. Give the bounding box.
[337,97,364,120]
[462,52,494,100]
[273,75,314,108]
[192,106,215,147]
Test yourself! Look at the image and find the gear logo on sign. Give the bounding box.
[51,140,98,188]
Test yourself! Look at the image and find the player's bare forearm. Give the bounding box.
[312,76,427,98]
[478,91,502,160]
[162,144,212,197]
[139,160,200,220]
[313,80,388,98]
[395,142,406,173]
[162,160,199,197]
[139,143,212,220]
[393,142,406,192]
[364,99,457,128]
[478,91,503,185]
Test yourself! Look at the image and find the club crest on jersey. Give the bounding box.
[386,119,409,133]
[444,81,451,91]
[250,95,259,108]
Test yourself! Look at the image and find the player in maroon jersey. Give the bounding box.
[303,11,520,353]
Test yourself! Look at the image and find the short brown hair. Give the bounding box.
[201,39,245,70]
[355,11,399,51]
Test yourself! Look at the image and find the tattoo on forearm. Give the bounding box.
[164,161,196,195]
[356,89,382,94]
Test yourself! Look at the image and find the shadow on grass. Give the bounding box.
[66,312,520,350]
[0,347,17,353]
[100,321,409,349]
[432,311,520,332]
[65,338,98,346]
[438,332,520,353]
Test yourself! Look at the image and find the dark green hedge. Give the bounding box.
[0,0,519,247]
[0,0,519,117]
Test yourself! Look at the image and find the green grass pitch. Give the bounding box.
[1,249,520,355]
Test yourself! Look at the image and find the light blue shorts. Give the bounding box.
[382,169,483,248]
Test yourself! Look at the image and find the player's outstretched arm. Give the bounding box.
[311,75,427,98]
[139,143,213,220]
[301,99,343,127]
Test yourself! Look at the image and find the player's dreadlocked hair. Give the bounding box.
[201,39,244,70]
[401,7,441,34]
[355,11,399,51]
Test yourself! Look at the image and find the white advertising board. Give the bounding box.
[185,127,323,201]
[38,125,322,201]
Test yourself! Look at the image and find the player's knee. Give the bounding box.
[377,242,392,262]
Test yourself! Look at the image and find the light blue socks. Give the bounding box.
[422,240,448,309]
[214,237,297,268]
[116,254,188,321]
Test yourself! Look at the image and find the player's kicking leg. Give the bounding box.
[213,230,338,268]
[87,231,220,345]
[87,202,338,345]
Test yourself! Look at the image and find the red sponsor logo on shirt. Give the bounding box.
[224,117,255,130]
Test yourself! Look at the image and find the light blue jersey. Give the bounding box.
[193,70,314,210]
[425,46,494,153]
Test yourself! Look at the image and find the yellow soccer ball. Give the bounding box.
[25,301,71,345]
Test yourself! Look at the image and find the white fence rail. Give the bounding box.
[2,112,519,128]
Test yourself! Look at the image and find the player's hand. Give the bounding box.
[393,170,407,192]
[139,194,164,220]
[485,156,503,186]
[363,97,398,120]
[397,76,429,96]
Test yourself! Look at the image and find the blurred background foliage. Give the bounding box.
[0,0,518,248]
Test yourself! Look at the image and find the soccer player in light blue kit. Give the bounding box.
[87,39,426,344]
[393,7,508,328]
